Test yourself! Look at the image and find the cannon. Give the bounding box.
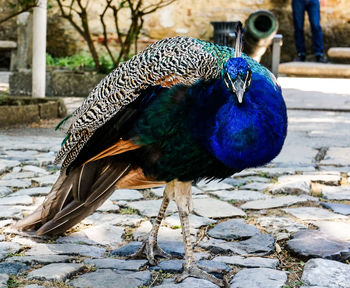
[211,10,282,76]
[244,10,279,62]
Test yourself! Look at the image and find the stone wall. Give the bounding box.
[0,0,349,63]
[9,70,105,97]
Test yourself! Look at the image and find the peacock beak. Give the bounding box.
[233,76,245,104]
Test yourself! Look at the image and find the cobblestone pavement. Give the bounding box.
[0,77,350,287]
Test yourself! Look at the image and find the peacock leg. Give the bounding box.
[173,181,226,288]
[129,182,174,265]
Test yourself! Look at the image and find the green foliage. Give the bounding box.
[170,225,181,229]
[258,172,268,178]
[46,53,120,74]
[0,94,8,105]
[7,276,19,288]
[283,281,305,288]
[120,207,138,215]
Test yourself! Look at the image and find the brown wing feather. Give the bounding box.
[83,139,141,165]
[16,157,164,236]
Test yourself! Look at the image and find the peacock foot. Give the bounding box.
[129,238,172,265]
[175,264,229,288]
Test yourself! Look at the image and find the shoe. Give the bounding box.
[294,54,306,62]
[316,54,328,63]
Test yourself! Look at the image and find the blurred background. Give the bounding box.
[0,0,349,72]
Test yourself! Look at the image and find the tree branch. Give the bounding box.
[0,1,38,25]
[142,0,176,14]
[100,0,116,64]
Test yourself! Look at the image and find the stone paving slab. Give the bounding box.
[10,186,51,197]
[207,219,260,240]
[25,243,106,258]
[154,277,220,288]
[210,189,269,201]
[32,174,59,186]
[127,199,178,217]
[0,178,32,188]
[96,199,120,212]
[164,213,216,228]
[273,145,316,167]
[0,273,9,287]
[111,241,185,257]
[256,216,307,240]
[84,258,147,271]
[269,179,310,195]
[0,242,22,260]
[241,195,307,210]
[321,147,350,166]
[0,262,29,274]
[278,174,341,186]
[22,165,49,175]
[0,206,23,219]
[27,263,84,281]
[109,189,144,201]
[320,201,350,215]
[153,258,231,276]
[283,207,348,221]
[287,230,350,261]
[0,135,60,152]
[0,195,32,205]
[213,255,279,269]
[196,180,234,191]
[199,234,274,256]
[230,268,287,288]
[70,269,151,288]
[312,221,350,241]
[301,258,350,288]
[321,185,350,200]
[193,198,246,218]
[0,159,20,174]
[0,186,12,196]
[0,220,13,229]
[1,171,35,180]
[133,221,187,242]
[58,224,124,249]
[240,182,271,191]
[6,255,75,265]
[82,212,143,227]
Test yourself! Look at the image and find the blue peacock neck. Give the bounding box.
[188,72,287,171]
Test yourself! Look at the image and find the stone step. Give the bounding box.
[279,62,350,78]
[0,41,16,50]
[328,47,350,59]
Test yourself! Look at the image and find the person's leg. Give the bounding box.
[306,0,324,55]
[292,0,306,58]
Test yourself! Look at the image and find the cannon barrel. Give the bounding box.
[244,10,279,62]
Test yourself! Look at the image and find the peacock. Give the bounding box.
[16,23,287,287]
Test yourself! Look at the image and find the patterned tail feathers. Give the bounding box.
[54,130,92,168]
[16,159,131,236]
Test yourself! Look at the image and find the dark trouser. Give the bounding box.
[292,0,324,55]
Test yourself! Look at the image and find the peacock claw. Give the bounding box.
[128,239,172,265]
[175,264,229,288]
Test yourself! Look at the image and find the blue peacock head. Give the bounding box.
[223,57,252,104]
[222,21,252,104]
